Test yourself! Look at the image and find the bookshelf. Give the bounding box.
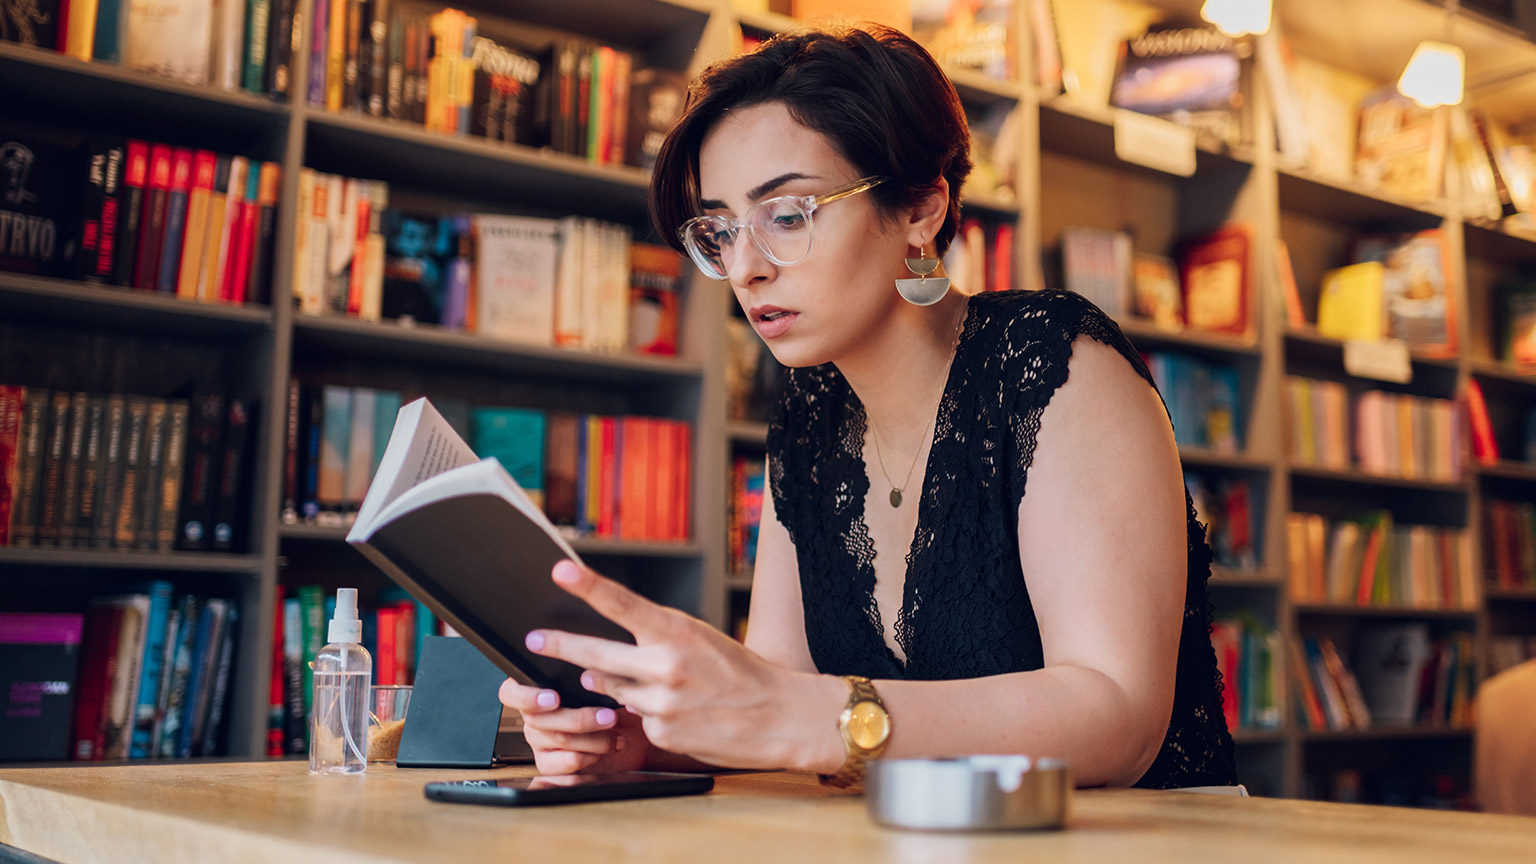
[3,0,1535,807]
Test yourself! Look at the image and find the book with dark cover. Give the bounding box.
[0,0,60,48]
[156,595,202,758]
[212,396,253,551]
[113,396,150,549]
[90,395,125,548]
[155,147,194,294]
[386,3,405,119]
[308,0,328,106]
[573,40,593,158]
[625,67,687,171]
[71,396,106,548]
[0,613,83,762]
[344,0,365,112]
[1110,25,1254,148]
[0,387,20,546]
[111,140,149,287]
[348,398,626,710]
[199,604,239,756]
[76,139,126,282]
[54,392,89,548]
[302,382,322,521]
[242,0,270,93]
[178,393,224,550]
[281,378,300,523]
[266,0,296,96]
[134,400,168,550]
[9,387,51,547]
[366,0,388,116]
[156,400,189,550]
[133,144,173,292]
[470,33,540,146]
[176,598,224,757]
[245,162,280,306]
[0,123,82,278]
[36,391,71,546]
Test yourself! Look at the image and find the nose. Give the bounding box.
[723,231,776,289]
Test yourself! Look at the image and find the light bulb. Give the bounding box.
[1396,41,1465,108]
[1200,0,1272,36]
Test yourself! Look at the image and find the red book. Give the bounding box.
[376,607,397,686]
[675,422,691,542]
[1355,524,1385,606]
[598,417,616,538]
[1464,379,1500,466]
[223,170,260,303]
[346,187,371,316]
[619,417,642,541]
[393,602,414,685]
[654,421,676,542]
[268,585,286,757]
[113,142,151,287]
[70,604,124,760]
[991,222,1014,292]
[133,145,174,292]
[1179,223,1252,336]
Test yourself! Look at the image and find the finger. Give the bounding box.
[552,560,670,640]
[580,670,643,705]
[521,704,620,735]
[498,680,563,714]
[525,629,654,680]
[534,749,603,775]
[524,726,620,756]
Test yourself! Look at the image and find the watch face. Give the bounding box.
[847,700,890,751]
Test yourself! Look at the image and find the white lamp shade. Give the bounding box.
[1397,41,1465,108]
[1200,0,1273,36]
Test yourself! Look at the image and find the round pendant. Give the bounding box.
[889,488,903,508]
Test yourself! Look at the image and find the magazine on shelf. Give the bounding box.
[346,398,625,709]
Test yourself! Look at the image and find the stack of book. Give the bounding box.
[1146,352,1244,453]
[0,386,255,553]
[1286,510,1474,610]
[1186,473,1256,571]
[728,456,764,577]
[1484,499,1536,592]
[1292,629,1474,732]
[1284,377,1461,481]
[1210,614,1282,733]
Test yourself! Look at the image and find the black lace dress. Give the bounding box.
[766,288,1237,789]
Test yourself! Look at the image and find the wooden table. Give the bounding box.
[2,762,1535,863]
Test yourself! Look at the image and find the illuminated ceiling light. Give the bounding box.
[1199,0,1272,37]
[1396,40,1466,107]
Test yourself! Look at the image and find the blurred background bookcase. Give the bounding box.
[4,0,1536,809]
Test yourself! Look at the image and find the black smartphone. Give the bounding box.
[423,772,714,807]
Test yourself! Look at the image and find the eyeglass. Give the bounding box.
[677,176,885,280]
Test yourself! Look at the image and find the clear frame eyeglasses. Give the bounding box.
[677,176,886,281]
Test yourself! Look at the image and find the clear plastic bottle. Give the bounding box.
[309,588,372,775]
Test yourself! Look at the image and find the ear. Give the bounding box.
[904,177,950,251]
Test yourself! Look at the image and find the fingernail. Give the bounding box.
[595,708,616,726]
[525,631,546,651]
[536,690,558,709]
[553,561,580,585]
[581,672,595,690]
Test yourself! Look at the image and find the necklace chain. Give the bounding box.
[868,303,966,508]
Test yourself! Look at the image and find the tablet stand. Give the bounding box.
[395,635,509,768]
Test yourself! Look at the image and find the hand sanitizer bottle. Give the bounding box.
[309,588,372,774]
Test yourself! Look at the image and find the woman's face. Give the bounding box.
[696,101,911,369]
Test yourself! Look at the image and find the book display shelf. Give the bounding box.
[4,0,1536,811]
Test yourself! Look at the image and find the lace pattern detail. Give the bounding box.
[767,289,1236,789]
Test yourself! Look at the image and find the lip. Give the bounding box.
[749,306,800,339]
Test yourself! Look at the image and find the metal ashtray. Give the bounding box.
[867,755,1071,831]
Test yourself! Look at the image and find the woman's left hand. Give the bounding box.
[525,559,833,771]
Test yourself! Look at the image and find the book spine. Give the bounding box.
[146,604,181,757]
[211,397,251,551]
[317,386,351,512]
[309,0,329,105]
[282,378,300,523]
[100,596,146,758]
[128,582,173,759]
[111,141,149,287]
[177,601,220,757]
[72,397,106,548]
[386,5,404,119]
[178,393,224,551]
[326,0,346,111]
[156,400,190,551]
[342,0,362,111]
[91,0,121,62]
[155,147,194,294]
[197,156,233,302]
[223,166,260,303]
[113,397,149,549]
[10,388,53,547]
[155,596,200,758]
[243,0,270,92]
[266,0,296,96]
[200,604,239,756]
[176,151,219,299]
[134,400,168,550]
[133,144,172,293]
[247,163,281,306]
[54,393,88,548]
[36,392,72,547]
[62,0,97,59]
[91,395,125,548]
[298,585,323,720]
[0,387,20,547]
[75,140,120,282]
[366,0,387,115]
[70,603,122,760]
[268,585,286,757]
[282,598,306,753]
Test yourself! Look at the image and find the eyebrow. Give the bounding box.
[699,172,819,211]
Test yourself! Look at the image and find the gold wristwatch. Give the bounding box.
[819,675,891,788]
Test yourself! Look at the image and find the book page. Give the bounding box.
[350,398,478,539]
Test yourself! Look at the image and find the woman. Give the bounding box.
[499,25,1236,789]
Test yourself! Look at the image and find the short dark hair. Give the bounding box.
[649,25,973,257]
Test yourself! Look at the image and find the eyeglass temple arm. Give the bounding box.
[813,177,883,207]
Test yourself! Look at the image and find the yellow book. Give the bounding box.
[177,152,217,299]
[64,0,98,60]
[291,169,315,309]
[327,0,347,112]
[1316,261,1384,342]
[1396,395,1415,478]
[197,158,231,303]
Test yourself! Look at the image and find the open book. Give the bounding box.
[348,398,624,709]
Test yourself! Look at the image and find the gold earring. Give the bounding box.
[896,243,949,306]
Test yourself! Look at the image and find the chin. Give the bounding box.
[761,337,835,370]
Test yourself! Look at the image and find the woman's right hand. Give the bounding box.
[498,681,652,775]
